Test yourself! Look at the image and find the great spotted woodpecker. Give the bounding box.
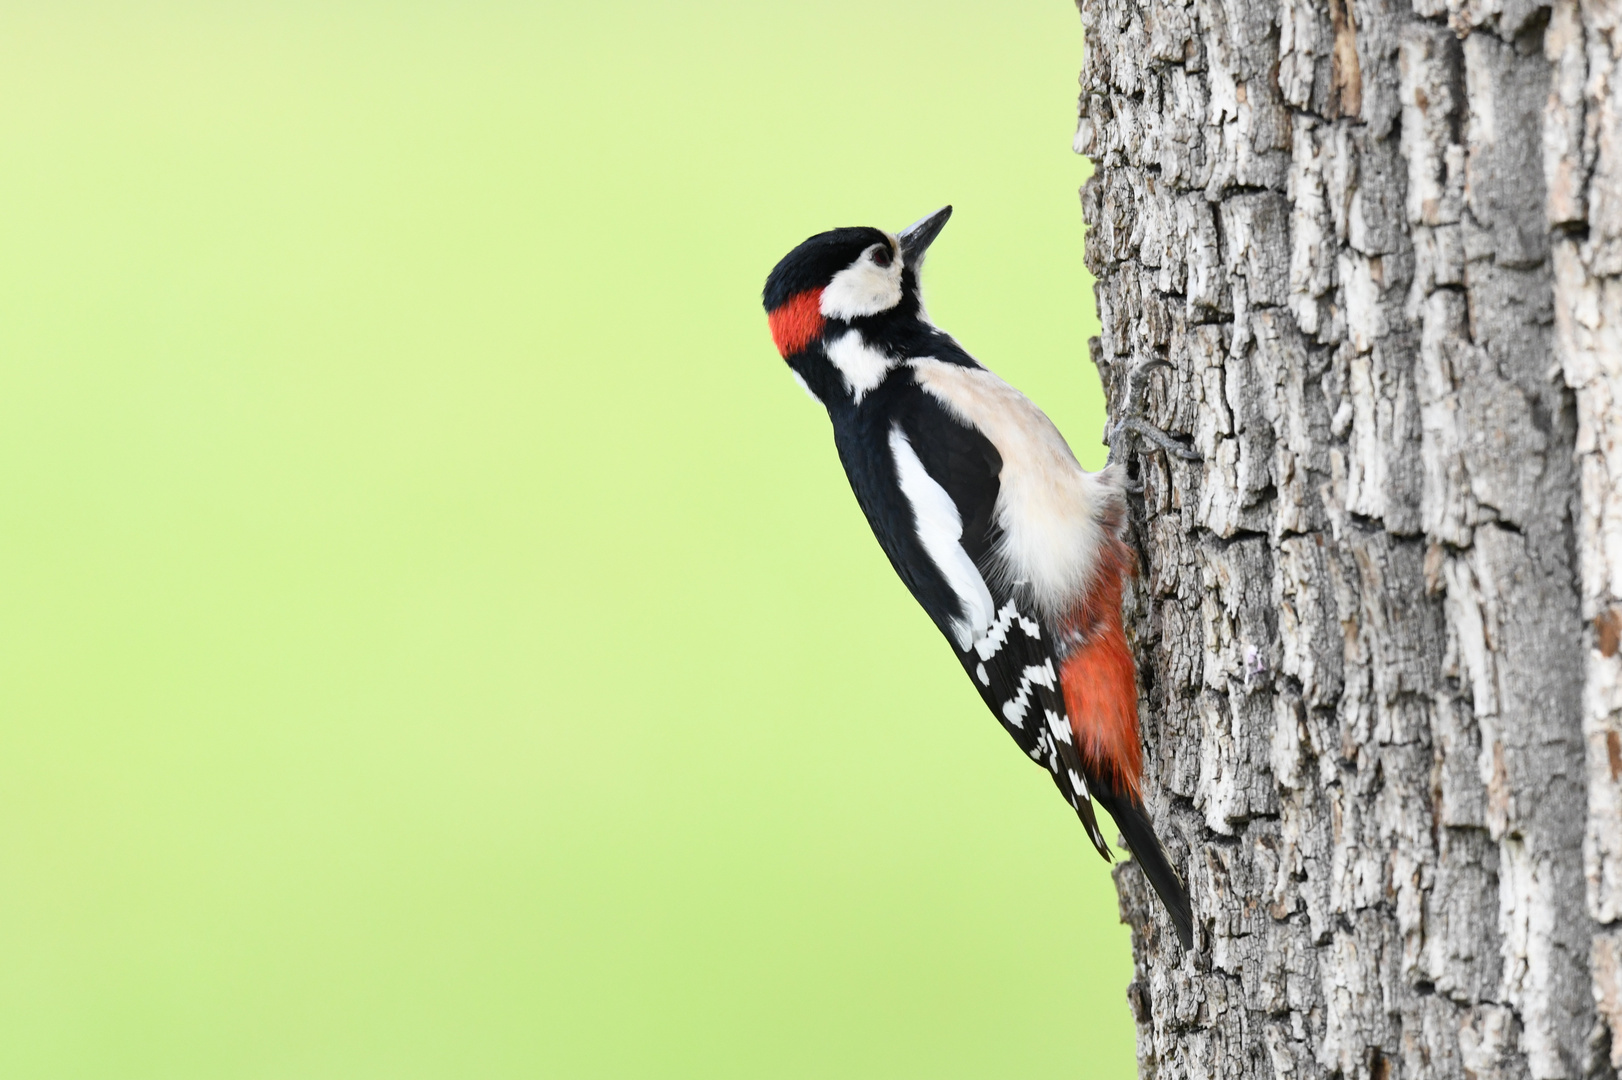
[763,207,1193,949]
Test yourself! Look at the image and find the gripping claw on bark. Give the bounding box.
[1124,356,1172,404]
[1105,356,1200,467]
[1113,417,1203,462]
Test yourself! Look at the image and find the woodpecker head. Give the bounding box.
[762,206,952,405]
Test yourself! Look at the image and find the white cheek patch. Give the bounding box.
[826,330,894,403]
[821,249,903,319]
[888,423,996,651]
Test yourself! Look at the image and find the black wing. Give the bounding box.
[890,388,1114,858]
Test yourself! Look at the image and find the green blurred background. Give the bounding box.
[0,2,1128,1077]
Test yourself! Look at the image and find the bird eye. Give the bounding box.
[870,245,892,268]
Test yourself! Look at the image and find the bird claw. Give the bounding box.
[1105,357,1201,469]
[1113,417,1202,462]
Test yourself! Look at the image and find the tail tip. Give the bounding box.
[1169,902,1194,952]
[1097,792,1195,954]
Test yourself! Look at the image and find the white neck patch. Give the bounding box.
[826,330,894,404]
[820,242,902,320]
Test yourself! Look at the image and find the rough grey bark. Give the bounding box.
[1073,0,1622,1076]
[1551,3,1622,1074]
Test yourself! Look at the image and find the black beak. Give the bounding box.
[898,205,951,267]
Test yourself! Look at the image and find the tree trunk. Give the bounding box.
[1074,1,1622,1077]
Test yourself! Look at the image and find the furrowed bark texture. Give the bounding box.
[1552,3,1622,1075]
[1074,0,1622,1076]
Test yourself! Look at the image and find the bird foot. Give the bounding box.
[1104,357,1201,468]
[1111,416,1202,462]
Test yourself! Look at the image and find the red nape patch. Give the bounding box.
[1059,537,1144,800]
[767,288,825,357]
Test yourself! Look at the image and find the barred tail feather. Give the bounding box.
[1095,791,1193,951]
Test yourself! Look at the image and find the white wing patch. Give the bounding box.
[909,358,1123,621]
[888,423,995,651]
[827,330,894,404]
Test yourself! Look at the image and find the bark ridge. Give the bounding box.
[1074,0,1622,1075]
